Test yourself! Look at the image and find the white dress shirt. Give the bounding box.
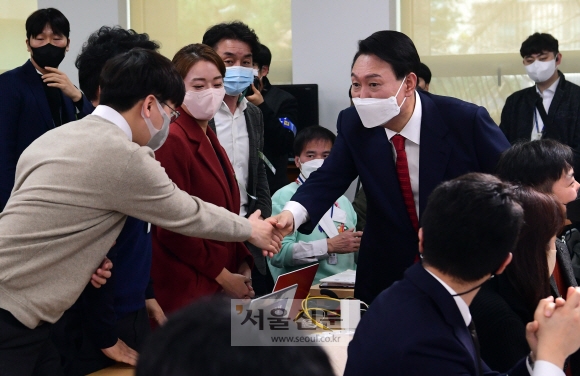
[531,77,560,141]
[92,105,132,141]
[214,97,250,217]
[284,91,422,227]
[426,267,563,376]
[384,92,422,216]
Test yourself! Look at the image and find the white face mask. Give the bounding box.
[141,97,171,151]
[525,59,557,83]
[182,87,225,121]
[299,158,324,180]
[352,77,407,128]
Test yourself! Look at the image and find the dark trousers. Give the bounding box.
[0,308,64,376]
[51,307,150,376]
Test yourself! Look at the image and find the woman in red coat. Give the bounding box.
[151,44,254,314]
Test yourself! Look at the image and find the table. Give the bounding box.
[309,283,355,299]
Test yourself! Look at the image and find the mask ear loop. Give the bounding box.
[394,76,408,108]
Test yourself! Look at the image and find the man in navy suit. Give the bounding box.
[345,173,580,376]
[270,31,510,304]
[0,8,93,211]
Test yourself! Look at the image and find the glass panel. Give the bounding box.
[0,1,37,73]
[130,0,292,84]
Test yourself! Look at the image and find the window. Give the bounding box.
[400,0,580,122]
[0,1,37,74]
[130,0,292,84]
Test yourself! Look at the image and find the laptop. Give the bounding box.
[273,263,319,301]
[248,283,298,319]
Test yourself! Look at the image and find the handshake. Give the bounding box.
[527,286,580,369]
[246,210,296,257]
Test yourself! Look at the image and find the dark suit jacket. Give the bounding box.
[344,264,529,376]
[259,77,298,195]
[291,90,510,303]
[499,71,580,171]
[210,101,272,274]
[0,60,93,211]
[153,111,253,314]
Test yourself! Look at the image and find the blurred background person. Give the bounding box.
[247,43,299,195]
[268,126,361,285]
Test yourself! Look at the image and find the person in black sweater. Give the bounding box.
[470,187,564,372]
[471,139,580,374]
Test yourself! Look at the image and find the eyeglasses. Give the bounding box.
[161,102,180,123]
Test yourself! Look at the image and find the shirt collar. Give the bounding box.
[384,91,422,145]
[92,105,132,141]
[219,96,248,114]
[425,267,472,326]
[536,77,560,96]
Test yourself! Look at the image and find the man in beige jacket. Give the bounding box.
[0,48,280,376]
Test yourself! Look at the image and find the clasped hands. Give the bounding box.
[526,286,580,369]
[247,210,295,257]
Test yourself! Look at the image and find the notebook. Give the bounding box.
[273,263,319,301]
[319,269,356,288]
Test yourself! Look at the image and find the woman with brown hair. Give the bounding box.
[469,186,565,372]
[151,44,254,315]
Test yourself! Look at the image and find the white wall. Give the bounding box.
[291,0,396,199]
[37,0,127,87]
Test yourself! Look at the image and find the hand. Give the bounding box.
[525,296,565,359]
[216,268,255,299]
[248,210,283,256]
[146,298,167,326]
[327,228,363,254]
[238,262,254,298]
[90,257,113,288]
[42,67,83,102]
[268,210,295,237]
[101,339,138,366]
[245,83,264,106]
[533,287,580,369]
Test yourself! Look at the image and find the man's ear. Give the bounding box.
[556,52,563,66]
[26,39,31,53]
[404,73,418,96]
[294,156,301,169]
[494,252,513,275]
[261,65,270,77]
[418,228,424,254]
[141,94,156,118]
[65,38,70,52]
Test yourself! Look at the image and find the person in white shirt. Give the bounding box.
[202,22,274,295]
[500,32,580,172]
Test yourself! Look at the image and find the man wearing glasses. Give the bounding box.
[0,48,281,376]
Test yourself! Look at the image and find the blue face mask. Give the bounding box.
[223,66,254,96]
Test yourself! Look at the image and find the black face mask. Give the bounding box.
[30,43,66,69]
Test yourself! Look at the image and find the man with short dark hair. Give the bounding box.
[500,33,580,172]
[416,62,432,91]
[248,43,299,195]
[0,49,279,376]
[345,173,580,376]
[0,8,93,211]
[50,26,166,375]
[270,30,510,304]
[268,126,362,285]
[202,22,274,295]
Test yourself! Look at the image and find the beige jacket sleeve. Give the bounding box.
[110,147,252,242]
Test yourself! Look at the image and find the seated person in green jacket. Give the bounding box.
[268,126,363,285]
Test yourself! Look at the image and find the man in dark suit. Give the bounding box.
[270,30,510,304]
[345,173,580,376]
[203,22,273,295]
[247,43,299,195]
[500,33,580,173]
[0,8,93,211]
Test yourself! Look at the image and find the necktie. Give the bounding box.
[468,320,483,376]
[391,134,419,231]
